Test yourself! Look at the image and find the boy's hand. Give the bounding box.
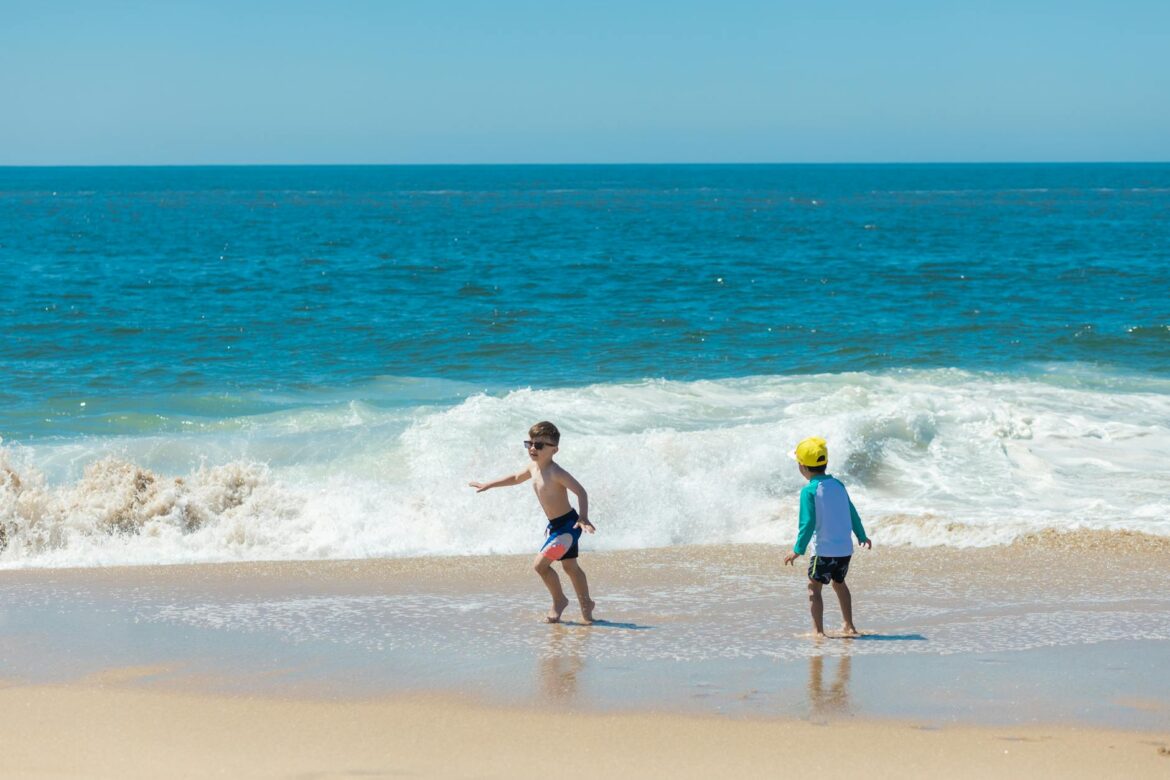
[860,539,872,549]
[468,482,489,493]
[783,552,799,566]
[575,517,596,534]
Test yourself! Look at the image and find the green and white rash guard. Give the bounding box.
[794,474,869,557]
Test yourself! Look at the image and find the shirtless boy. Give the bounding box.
[469,421,597,624]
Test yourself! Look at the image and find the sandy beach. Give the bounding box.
[3,681,1168,779]
[2,537,1169,777]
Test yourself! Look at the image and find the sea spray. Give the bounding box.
[0,447,292,564]
[1,368,1168,568]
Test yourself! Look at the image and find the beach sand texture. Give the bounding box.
[3,682,1168,779]
[2,536,1169,776]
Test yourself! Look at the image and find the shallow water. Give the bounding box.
[2,541,1167,728]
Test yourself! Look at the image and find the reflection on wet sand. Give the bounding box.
[808,654,852,721]
[538,625,589,701]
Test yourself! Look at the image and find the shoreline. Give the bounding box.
[2,541,1169,775]
[4,526,1169,577]
[2,541,1169,729]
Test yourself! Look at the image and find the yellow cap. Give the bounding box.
[793,437,828,467]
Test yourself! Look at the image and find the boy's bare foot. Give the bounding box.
[545,596,569,623]
[580,598,596,624]
[841,624,860,636]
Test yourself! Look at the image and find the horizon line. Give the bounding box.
[1,160,1168,169]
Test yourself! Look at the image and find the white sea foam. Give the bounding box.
[2,367,1168,568]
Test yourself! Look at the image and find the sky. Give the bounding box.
[2,0,1168,165]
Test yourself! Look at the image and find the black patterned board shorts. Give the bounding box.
[808,555,852,584]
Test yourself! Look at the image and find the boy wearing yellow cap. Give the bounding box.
[783,437,872,637]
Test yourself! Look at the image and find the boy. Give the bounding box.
[783,436,871,637]
[470,421,597,624]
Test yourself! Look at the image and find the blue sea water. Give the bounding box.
[1,164,1168,566]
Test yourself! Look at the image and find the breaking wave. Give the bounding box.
[2,367,1168,568]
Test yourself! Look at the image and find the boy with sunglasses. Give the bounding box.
[783,437,871,637]
[469,421,597,624]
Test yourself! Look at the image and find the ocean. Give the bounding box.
[1,163,1168,567]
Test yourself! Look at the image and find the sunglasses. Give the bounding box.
[523,440,554,451]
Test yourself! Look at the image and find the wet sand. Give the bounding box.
[1,535,1169,775]
[3,680,1168,779]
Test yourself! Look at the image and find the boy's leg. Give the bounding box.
[560,558,595,623]
[830,580,857,635]
[533,553,569,623]
[807,580,825,636]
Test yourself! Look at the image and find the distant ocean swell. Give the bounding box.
[1,367,1168,568]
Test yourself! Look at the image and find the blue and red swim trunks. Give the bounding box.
[539,508,583,561]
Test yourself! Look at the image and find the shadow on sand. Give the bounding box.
[556,619,652,630]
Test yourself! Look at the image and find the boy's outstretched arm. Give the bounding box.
[555,467,595,533]
[469,466,531,493]
[849,499,872,549]
[783,488,817,566]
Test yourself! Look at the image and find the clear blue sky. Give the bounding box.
[3,0,1168,164]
